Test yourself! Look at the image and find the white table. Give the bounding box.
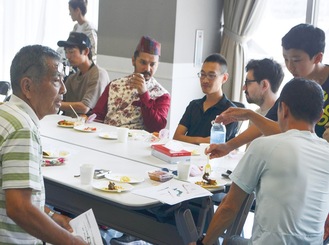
[40,115,173,167]
[40,114,241,171]
[40,115,243,244]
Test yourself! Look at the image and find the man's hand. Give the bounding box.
[52,213,73,233]
[128,73,147,94]
[215,107,253,125]
[205,143,232,159]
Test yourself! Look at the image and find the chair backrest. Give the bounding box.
[0,81,12,102]
[224,191,256,239]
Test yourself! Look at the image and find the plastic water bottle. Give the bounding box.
[210,121,226,144]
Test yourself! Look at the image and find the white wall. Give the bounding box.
[97,0,223,137]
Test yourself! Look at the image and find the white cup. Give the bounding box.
[117,127,129,143]
[74,116,86,127]
[80,164,94,185]
[177,161,191,181]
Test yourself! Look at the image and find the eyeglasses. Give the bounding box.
[244,79,258,86]
[197,72,220,80]
[58,62,70,77]
[22,62,70,77]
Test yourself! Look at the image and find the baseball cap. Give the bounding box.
[57,32,91,49]
[135,36,161,56]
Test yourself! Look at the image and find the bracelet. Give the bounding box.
[196,235,205,245]
[47,210,55,218]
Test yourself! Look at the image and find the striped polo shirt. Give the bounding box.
[0,95,44,245]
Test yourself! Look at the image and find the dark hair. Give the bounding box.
[69,0,88,16]
[246,58,284,93]
[133,50,140,60]
[10,45,60,93]
[203,53,228,74]
[282,24,326,59]
[79,46,93,61]
[278,78,324,124]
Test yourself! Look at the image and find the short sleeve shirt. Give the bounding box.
[64,64,110,117]
[179,95,238,141]
[0,95,44,244]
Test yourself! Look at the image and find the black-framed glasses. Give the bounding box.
[244,79,258,86]
[197,72,220,80]
[58,62,70,77]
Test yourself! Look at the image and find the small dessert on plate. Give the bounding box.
[57,120,75,127]
[195,172,218,187]
[148,170,173,182]
[92,180,133,192]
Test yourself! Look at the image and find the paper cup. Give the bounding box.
[117,127,129,143]
[177,162,191,181]
[80,164,94,185]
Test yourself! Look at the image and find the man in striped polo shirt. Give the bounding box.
[0,45,87,244]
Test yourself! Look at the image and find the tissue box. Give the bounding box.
[151,144,191,164]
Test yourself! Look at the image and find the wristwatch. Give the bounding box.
[47,210,55,218]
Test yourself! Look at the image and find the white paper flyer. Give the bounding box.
[69,209,103,245]
[132,178,212,205]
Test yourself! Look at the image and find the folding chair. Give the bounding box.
[223,191,256,240]
[0,81,11,102]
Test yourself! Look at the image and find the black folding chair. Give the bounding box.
[223,192,255,240]
[0,81,11,102]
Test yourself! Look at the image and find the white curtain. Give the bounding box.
[220,0,267,101]
[0,0,99,81]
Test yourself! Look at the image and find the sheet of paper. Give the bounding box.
[69,209,103,245]
[132,178,212,205]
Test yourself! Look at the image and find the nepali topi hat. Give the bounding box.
[135,36,161,56]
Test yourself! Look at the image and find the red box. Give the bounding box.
[151,144,191,164]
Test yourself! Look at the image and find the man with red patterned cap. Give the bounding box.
[92,36,170,133]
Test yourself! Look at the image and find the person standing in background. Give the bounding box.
[57,0,98,64]
[69,0,97,63]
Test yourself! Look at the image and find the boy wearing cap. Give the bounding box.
[92,36,170,133]
[58,32,110,117]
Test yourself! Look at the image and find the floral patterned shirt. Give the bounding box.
[92,76,170,132]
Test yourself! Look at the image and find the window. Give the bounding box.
[0,0,99,81]
[316,0,329,63]
[247,0,329,91]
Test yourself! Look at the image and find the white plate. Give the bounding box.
[98,132,118,140]
[92,180,134,193]
[105,173,144,184]
[43,150,70,159]
[73,125,98,133]
[128,129,151,139]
